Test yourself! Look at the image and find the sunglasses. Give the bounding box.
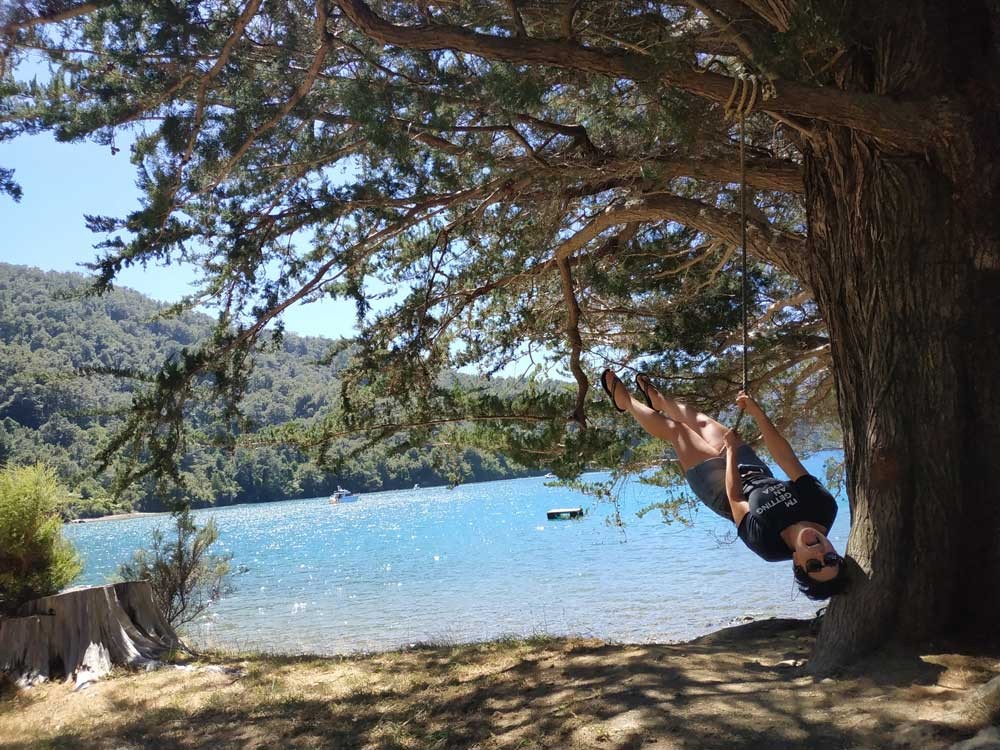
[800,553,842,574]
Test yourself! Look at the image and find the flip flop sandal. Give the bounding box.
[600,369,626,413]
[634,373,655,410]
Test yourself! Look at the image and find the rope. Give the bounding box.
[739,109,749,395]
[733,109,750,432]
[705,70,772,432]
[720,72,777,432]
[723,73,776,123]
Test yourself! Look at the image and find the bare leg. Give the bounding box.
[638,375,730,453]
[606,373,720,471]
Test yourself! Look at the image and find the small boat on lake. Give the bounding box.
[546,507,584,520]
[544,472,557,479]
[329,486,354,503]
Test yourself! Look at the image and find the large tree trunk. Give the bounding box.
[0,582,180,687]
[802,0,1000,672]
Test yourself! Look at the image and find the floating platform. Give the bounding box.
[546,507,584,520]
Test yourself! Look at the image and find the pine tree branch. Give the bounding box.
[505,0,527,37]
[533,154,803,193]
[328,102,804,192]
[181,0,265,169]
[316,111,802,191]
[512,113,597,154]
[143,0,266,249]
[195,2,333,198]
[202,88,806,243]
[550,192,805,276]
[403,224,638,352]
[333,0,941,152]
[292,111,465,154]
[556,256,589,427]
[561,0,581,40]
[0,1,112,35]
[330,114,805,194]
[161,170,535,392]
[685,0,767,73]
[710,289,814,352]
[241,413,556,449]
[761,289,811,318]
[735,0,793,32]
[677,0,759,22]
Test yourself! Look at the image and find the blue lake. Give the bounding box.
[65,452,848,655]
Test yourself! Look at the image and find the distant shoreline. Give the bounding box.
[66,511,167,524]
[63,474,571,524]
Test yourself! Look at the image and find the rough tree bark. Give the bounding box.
[0,582,180,687]
[802,0,1000,671]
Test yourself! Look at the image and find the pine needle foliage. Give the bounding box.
[0,1,841,496]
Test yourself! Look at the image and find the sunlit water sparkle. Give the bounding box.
[65,453,847,654]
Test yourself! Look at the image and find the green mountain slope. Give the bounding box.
[0,263,534,516]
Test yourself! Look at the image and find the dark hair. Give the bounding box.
[792,563,849,601]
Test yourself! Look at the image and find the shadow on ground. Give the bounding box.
[1,618,994,750]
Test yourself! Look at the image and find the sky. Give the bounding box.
[0,132,552,380]
[0,131,359,341]
[0,57,549,379]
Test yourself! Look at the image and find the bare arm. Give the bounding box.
[723,431,750,526]
[736,392,808,481]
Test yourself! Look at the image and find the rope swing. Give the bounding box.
[738,109,749,398]
[730,109,751,431]
[690,70,773,430]
[724,76,765,430]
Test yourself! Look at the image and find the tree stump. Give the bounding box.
[0,582,180,687]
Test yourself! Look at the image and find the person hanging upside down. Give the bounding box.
[601,370,847,601]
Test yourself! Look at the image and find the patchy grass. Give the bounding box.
[1,621,998,750]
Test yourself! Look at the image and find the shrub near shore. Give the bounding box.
[117,509,236,629]
[0,464,81,614]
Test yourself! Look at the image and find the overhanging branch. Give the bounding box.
[0,1,112,35]
[540,154,804,193]
[557,257,589,427]
[334,0,941,152]
[552,192,805,276]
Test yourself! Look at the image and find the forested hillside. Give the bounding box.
[0,264,534,516]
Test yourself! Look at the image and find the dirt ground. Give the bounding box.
[2,618,998,750]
